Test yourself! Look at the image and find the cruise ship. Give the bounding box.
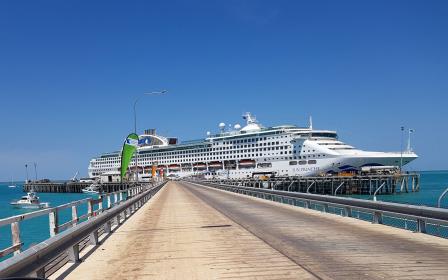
[88,113,418,180]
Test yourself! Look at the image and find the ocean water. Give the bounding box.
[0,184,95,260]
[349,170,448,207]
[0,171,447,260]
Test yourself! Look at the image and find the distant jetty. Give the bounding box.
[23,181,141,193]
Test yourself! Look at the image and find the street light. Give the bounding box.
[25,164,29,183]
[400,126,404,173]
[133,90,167,182]
[34,162,38,181]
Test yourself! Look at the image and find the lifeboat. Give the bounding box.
[129,166,143,172]
[193,162,207,169]
[208,161,223,168]
[239,159,256,168]
[168,164,181,170]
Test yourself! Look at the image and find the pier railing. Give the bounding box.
[188,180,448,239]
[0,181,166,278]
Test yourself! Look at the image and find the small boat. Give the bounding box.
[82,184,100,194]
[10,191,50,209]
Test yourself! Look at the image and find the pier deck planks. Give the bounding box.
[59,181,448,280]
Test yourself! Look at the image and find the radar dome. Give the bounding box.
[206,131,211,136]
[234,124,241,130]
[219,122,226,129]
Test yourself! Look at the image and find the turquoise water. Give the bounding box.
[349,171,448,207]
[0,171,447,259]
[0,184,95,259]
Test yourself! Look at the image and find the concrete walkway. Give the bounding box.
[61,182,315,280]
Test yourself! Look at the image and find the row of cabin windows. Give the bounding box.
[93,152,329,169]
[94,150,330,167]
[96,141,297,164]
[95,143,326,166]
[93,154,302,172]
[95,154,295,169]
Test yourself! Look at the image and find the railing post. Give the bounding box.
[71,205,78,226]
[116,213,121,226]
[67,244,80,263]
[373,211,383,224]
[305,200,311,209]
[104,220,111,234]
[417,218,427,233]
[345,207,352,217]
[89,230,99,245]
[87,199,94,219]
[107,195,112,209]
[114,193,118,205]
[49,209,58,237]
[98,196,103,213]
[11,222,21,256]
[323,203,329,213]
[119,192,123,202]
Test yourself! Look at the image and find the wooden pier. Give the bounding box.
[60,181,448,280]
[207,172,420,195]
[23,181,142,193]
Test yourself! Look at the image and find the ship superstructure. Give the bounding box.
[88,113,418,180]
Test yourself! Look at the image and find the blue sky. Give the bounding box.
[0,0,447,180]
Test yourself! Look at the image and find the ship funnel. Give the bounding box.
[145,129,156,135]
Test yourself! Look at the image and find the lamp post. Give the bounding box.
[133,90,167,182]
[400,126,404,173]
[25,164,29,183]
[33,162,38,181]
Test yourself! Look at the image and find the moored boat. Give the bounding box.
[82,184,100,194]
[10,191,50,209]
